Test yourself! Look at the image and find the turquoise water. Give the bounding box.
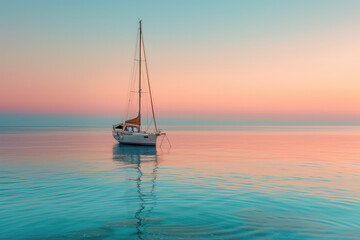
[0,126,360,239]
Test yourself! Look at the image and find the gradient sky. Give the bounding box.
[1,0,359,126]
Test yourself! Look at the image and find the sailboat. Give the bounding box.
[112,20,165,146]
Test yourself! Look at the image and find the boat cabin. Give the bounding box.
[113,124,139,132]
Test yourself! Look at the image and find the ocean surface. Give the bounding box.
[0,126,360,240]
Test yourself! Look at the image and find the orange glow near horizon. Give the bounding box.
[1,4,359,123]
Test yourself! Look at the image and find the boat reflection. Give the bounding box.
[112,144,159,240]
[112,144,157,165]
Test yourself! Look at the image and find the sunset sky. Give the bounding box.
[1,0,359,126]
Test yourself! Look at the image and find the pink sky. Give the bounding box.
[1,1,359,123]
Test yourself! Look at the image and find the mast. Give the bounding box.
[138,20,142,131]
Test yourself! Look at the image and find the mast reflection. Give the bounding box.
[112,144,158,240]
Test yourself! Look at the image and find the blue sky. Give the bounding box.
[1,0,359,126]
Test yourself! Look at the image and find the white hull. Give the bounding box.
[112,130,158,146]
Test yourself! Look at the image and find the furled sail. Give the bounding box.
[125,116,140,125]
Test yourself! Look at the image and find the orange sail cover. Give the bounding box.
[125,116,140,125]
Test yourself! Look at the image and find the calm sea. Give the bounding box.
[0,126,359,239]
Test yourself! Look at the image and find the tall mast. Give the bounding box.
[138,20,142,130]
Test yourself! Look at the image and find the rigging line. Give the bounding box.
[144,68,149,130]
[147,91,150,130]
[126,53,134,120]
[127,60,137,120]
[141,31,158,132]
[144,70,153,131]
[127,61,135,118]
[138,20,142,128]
[126,28,140,120]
